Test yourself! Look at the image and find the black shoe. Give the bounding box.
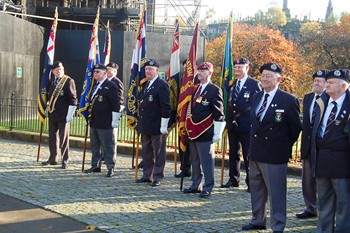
[199,191,211,198]
[220,180,239,188]
[242,224,266,231]
[84,167,101,173]
[183,188,201,194]
[106,169,114,177]
[151,181,160,186]
[41,161,58,166]
[296,211,317,219]
[136,178,151,183]
[61,163,68,169]
[174,171,191,178]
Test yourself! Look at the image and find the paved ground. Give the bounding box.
[0,139,318,233]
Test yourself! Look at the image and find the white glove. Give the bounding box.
[212,121,226,143]
[66,105,77,123]
[119,105,125,112]
[160,118,170,134]
[111,112,122,128]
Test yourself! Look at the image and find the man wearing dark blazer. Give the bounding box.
[242,63,301,233]
[296,70,328,219]
[42,61,77,169]
[222,58,260,191]
[136,59,171,187]
[84,64,121,177]
[311,69,350,233]
[182,61,225,198]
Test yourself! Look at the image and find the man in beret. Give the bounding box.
[182,61,225,198]
[310,69,350,232]
[222,58,260,191]
[42,61,77,169]
[296,69,328,219]
[84,64,120,177]
[136,59,171,186]
[242,63,301,232]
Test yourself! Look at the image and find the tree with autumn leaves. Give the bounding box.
[207,23,314,98]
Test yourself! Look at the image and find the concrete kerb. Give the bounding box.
[0,129,302,176]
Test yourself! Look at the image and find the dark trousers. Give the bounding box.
[301,157,317,214]
[228,129,250,185]
[141,134,167,182]
[90,127,116,170]
[48,119,69,164]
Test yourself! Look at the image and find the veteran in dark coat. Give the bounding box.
[222,58,260,190]
[42,61,77,169]
[242,63,301,233]
[311,69,350,233]
[84,64,120,177]
[136,59,171,187]
[296,70,328,219]
[182,61,225,198]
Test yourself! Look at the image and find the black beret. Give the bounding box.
[106,62,119,69]
[182,59,188,66]
[312,69,329,79]
[233,58,250,65]
[325,69,350,83]
[259,62,282,74]
[93,64,107,72]
[197,62,214,71]
[144,59,159,68]
[52,61,63,70]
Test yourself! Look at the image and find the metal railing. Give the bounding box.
[0,95,301,162]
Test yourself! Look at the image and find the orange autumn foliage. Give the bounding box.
[207,23,314,97]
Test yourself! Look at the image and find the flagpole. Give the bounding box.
[81,123,89,172]
[132,129,136,168]
[174,125,178,176]
[220,135,227,186]
[134,133,140,181]
[36,122,44,162]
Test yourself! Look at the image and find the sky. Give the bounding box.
[154,0,350,24]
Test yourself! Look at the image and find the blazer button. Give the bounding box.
[270,128,272,130]
[233,110,236,113]
[308,136,310,139]
[233,104,236,106]
[254,134,257,137]
[265,137,268,140]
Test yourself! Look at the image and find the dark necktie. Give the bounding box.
[91,82,99,96]
[257,93,269,122]
[193,85,202,106]
[324,101,337,136]
[53,78,58,87]
[311,95,320,124]
[233,80,241,101]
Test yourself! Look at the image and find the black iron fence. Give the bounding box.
[0,95,301,162]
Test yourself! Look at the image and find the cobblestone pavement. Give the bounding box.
[0,139,318,233]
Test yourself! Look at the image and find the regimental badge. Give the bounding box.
[317,70,323,76]
[275,109,284,122]
[335,120,341,126]
[60,90,64,96]
[148,95,154,102]
[98,95,103,102]
[334,70,341,76]
[196,96,203,103]
[244,91,250,100]
[275,112,282,122]
[271,64,277,70]
[202,99,209,106]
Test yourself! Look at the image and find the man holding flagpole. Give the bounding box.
[42,61,77,169]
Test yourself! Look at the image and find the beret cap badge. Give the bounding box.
[334,70,341,77]
[271,64,277,70]
[317,70,323,76]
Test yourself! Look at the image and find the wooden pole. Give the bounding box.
[174,125,178,176]
[134,132,140,181]
[36,122,44,162]
[220,135,227,186]
[81,123,89,172]
[131,129,136,168]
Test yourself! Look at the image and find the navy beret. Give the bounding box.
[312,69,329,79]
[326,69,350,83]
[52,61,63,70]
[144,59,159,68]
[106,62,119,69]
[259,62,282,74]
[233,58,250,65]
[93,64,107,72]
